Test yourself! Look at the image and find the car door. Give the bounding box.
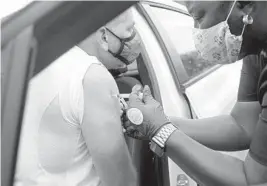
[1,2,136,186]
[136,2,200,186]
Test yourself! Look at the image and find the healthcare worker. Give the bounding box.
[123,1,267,186]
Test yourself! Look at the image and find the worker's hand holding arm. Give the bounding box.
[124,85,267,186]
[82,64,137,186]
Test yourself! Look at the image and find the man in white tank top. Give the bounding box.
[15,8,141,186]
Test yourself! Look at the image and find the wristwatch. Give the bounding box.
[150,123,177,157]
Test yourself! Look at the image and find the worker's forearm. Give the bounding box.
[165,130,248,186]
[169,115,250,151]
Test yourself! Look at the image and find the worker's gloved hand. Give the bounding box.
[123,85,170,140]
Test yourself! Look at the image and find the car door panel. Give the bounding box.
[185,60,248,161]
[185,61,243,118]
[2,26,36,186]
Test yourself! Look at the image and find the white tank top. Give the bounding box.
[15,46,103,186]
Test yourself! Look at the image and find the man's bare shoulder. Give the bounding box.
[83,63,119,97]
[81,63,122,129]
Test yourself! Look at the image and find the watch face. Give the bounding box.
[126,108,143,125]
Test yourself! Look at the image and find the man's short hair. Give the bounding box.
[106,8,133,30]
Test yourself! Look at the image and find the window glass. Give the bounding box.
[150,7,217,80]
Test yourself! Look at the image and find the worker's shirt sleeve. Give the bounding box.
[238,55,261,102]
[249,64,267,166]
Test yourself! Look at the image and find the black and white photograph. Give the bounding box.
[1,1,267,186]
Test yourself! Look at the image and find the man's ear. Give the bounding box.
[236,1,255,15]
[97,27,109,51]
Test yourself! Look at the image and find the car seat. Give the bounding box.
[114,75,142,153]
[115,76,142,94]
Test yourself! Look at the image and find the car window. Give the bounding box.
[150,7,217,81]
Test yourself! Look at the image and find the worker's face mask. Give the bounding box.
[192,1,248,64]
[106,27,141,65]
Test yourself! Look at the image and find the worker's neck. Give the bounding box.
[240,38,267,58]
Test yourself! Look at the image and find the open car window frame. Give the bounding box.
[143,2,223,89]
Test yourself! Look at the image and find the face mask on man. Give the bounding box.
[192,0,253,64]
[106,27,141,65]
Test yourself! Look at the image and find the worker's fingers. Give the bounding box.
[142,85,155,104]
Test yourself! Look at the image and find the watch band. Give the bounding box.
[150,123,177,157]
[152,123,177,148]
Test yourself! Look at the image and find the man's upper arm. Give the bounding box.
[81,64,136,186]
